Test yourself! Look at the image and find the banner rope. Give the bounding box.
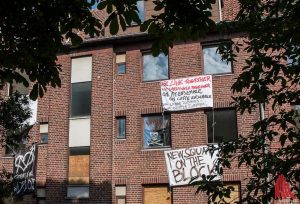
[212,107,215,143]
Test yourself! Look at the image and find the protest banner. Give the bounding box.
[164,145,219,186]
[14,143,37,196]
[161,75,213,111]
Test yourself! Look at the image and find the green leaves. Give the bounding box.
[0,169,14,201]
[0,0,103,99]
[97,0,300,202]
[110,14,119,35]
[0,93,32,146]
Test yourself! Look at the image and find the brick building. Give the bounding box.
[1,0,294,204]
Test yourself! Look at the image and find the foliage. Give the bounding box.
[0,0,103,200]
[0,0,103,99]
[98,0,216,56]
[222,0,300,202]
[0,93,32,199]
[0,169,14,204]
[99,0,300,203]
[0,93,32,150]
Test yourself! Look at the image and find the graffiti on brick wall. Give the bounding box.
[13,144,37,196]
[160,75,213,111]
[164,145,220,186]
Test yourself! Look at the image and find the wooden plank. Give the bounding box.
[144,186,171,204]
[68,155,89,184]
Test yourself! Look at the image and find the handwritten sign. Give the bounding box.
[164,145,220,186]
[161,75,213,111]
[14,144,37,196]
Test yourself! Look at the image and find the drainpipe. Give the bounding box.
[218,0,223,22]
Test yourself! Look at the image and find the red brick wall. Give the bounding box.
[13,36,256,204]
[2,1,295,204]
[109,38,257,203]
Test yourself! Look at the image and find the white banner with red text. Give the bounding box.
[160,75,213,111]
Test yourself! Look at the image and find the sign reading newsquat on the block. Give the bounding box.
[164,145,219,186]
[160,75,213,111]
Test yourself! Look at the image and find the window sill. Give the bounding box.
[65,197,90,200]
[69,116,91,120]
[1,155,14,159]
[141,147,171,152]
[141,80,167,84]
[208,73,234,77]
[127,23,142,28]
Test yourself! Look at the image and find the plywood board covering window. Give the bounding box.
[68,147,90,185]
[213,183,240,203]
[69,155,89,184]
[143,185,171,204]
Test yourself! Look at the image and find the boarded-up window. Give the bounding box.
[213,182,241,203]
[68,147,90,185]
[143,185,171,204]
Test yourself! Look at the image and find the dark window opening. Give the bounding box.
[206,109,237,143]
[117,117,126,139]
[70,82,91,117]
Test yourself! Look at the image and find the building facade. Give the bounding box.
[0,0,284,203]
